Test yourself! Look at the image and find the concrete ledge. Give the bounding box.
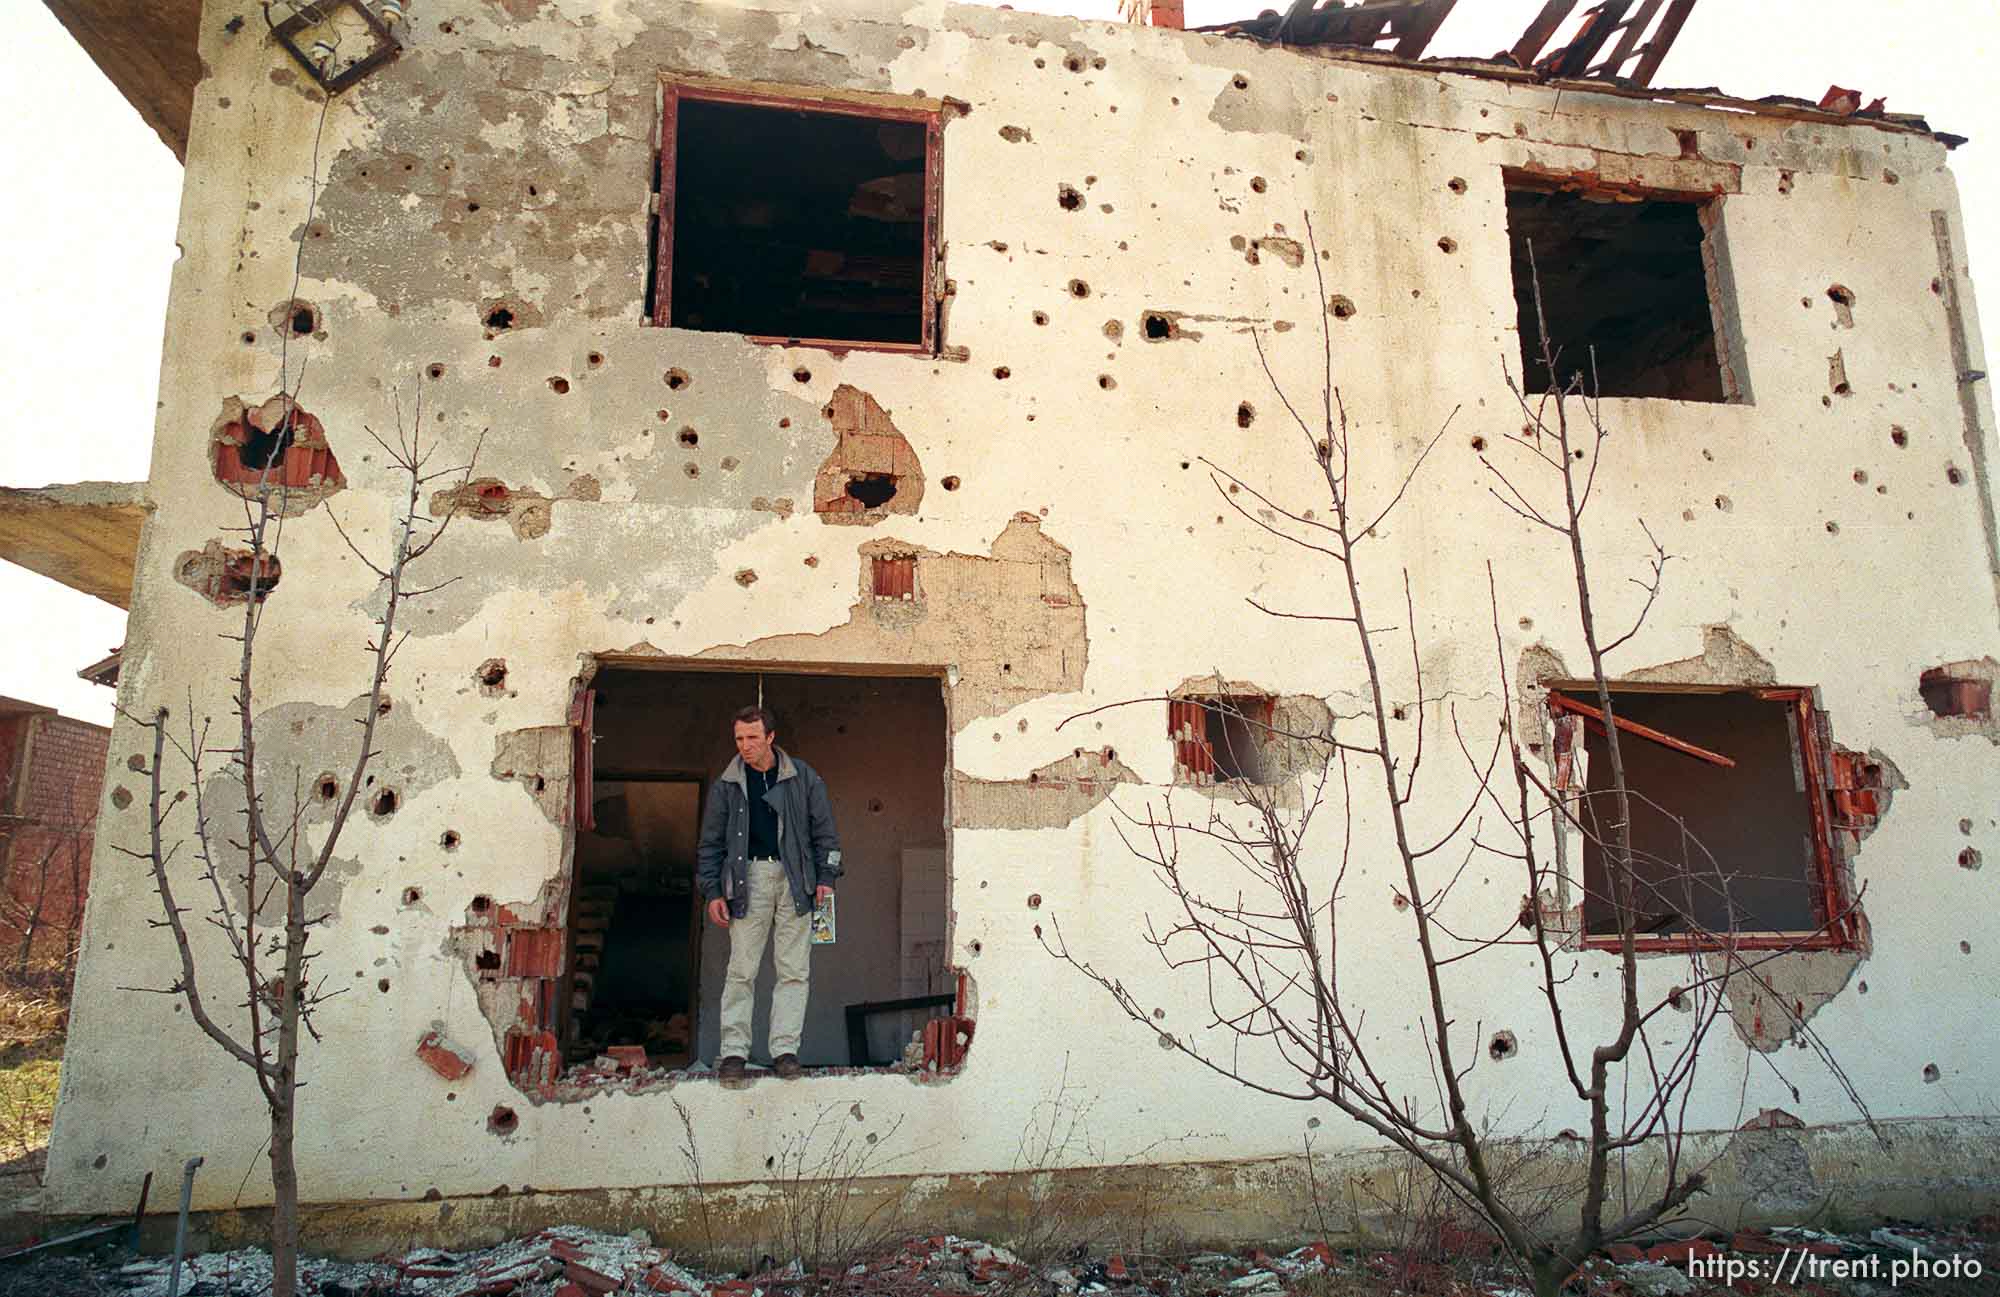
[0,481,150,609]
[19,1116,1996,1262]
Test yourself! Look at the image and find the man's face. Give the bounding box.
[734,719,776,770]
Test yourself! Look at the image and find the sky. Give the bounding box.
[1,0,1994,727]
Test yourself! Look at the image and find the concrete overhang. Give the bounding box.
[0,481,151,610]
[43,0,201,162]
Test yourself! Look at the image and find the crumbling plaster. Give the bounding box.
[46,0,2000,1228]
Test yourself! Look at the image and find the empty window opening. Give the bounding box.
[1552,686,1851,949]
[553,666,958,1080]
[653,87,940,351]
[1505,176,1729,402]
[1170,695,1277,784]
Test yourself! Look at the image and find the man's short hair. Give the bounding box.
[732,705,778,736]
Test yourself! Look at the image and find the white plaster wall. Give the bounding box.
[45,0,2000,1215]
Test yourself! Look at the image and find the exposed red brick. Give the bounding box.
[416,1030,476,1081]
[606,1044,649,1072]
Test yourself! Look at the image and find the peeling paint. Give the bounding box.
[953,746,1136,829]
[701,514,1085,725]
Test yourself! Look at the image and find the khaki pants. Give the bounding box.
[718,857,813,1061]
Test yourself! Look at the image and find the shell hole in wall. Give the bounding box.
[846,474,899,508]
[484,306,514,331]
[288,304,318,335]
[316,774,338,801]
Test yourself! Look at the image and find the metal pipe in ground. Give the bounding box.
[167,1156,202,1297]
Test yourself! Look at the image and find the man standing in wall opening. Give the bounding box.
[696,705,842,1082]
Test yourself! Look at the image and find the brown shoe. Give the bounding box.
[718,1055,747,1083]
[772,1053,802,1080]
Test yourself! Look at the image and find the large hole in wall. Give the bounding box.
[522,666,960,1081]
[659,93,934,348]
[1504,175,1729,402]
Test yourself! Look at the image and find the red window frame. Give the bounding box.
[651,80,943,356]
[1550,685,1859,954]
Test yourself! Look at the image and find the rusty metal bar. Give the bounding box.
[1547,691,1736,768]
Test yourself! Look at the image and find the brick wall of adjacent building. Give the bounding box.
[0,713,109,970]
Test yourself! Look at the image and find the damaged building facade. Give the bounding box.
[23,0,2000,1248]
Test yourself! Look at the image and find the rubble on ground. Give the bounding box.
[5,1219,1992,1296]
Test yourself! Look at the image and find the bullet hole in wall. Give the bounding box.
[1142,313,1175,340]
[402,886,422,906]
[1960,848,1982,870]
[1231,74,1249,89]
[549,377,570,394]
[1828,283,1856,328]
[1329,295,1356,319]
[587,351,603,367]
[1437,236,1458,254]
[993,366,1011,380]
[1448,177,1467,195]
[442,830,461,851]
[316,774,338,801]
[427,363,445,380]
[1068,279,1091,298]
[1825,521,1840,534]
[471,895,491,915]
[488,1106,519,1135]
[1947,465,1965,485]
[678,427,698,447]
[1058,184,1083,212]
[372,788,400,818]
[734,569,759,587]
[1098,374,1116,390]
[941,475,960,491]
[1032,311,1049,325]
[794,367,812,383]
[665,368,690,390]
[1923,1064,1940,1084]
[1470,436,1487,452]
[477,658,507,694]
[378,978,391,993]
[1489,1030,1517,1060]
[1236,402,1255,428]
[484,306,514,331]
[241,331,257,345]
[1714,495,1733,512]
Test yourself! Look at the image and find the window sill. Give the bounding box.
[1579,928,1858,955]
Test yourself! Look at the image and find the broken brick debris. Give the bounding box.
[417,1029,478,1081]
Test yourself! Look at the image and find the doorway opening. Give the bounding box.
[563,662,959,1075]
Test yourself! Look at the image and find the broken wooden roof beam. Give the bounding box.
[1508,0,1699,87]
[1197,0,1460,59]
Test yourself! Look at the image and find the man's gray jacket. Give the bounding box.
[696,749,842,917]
